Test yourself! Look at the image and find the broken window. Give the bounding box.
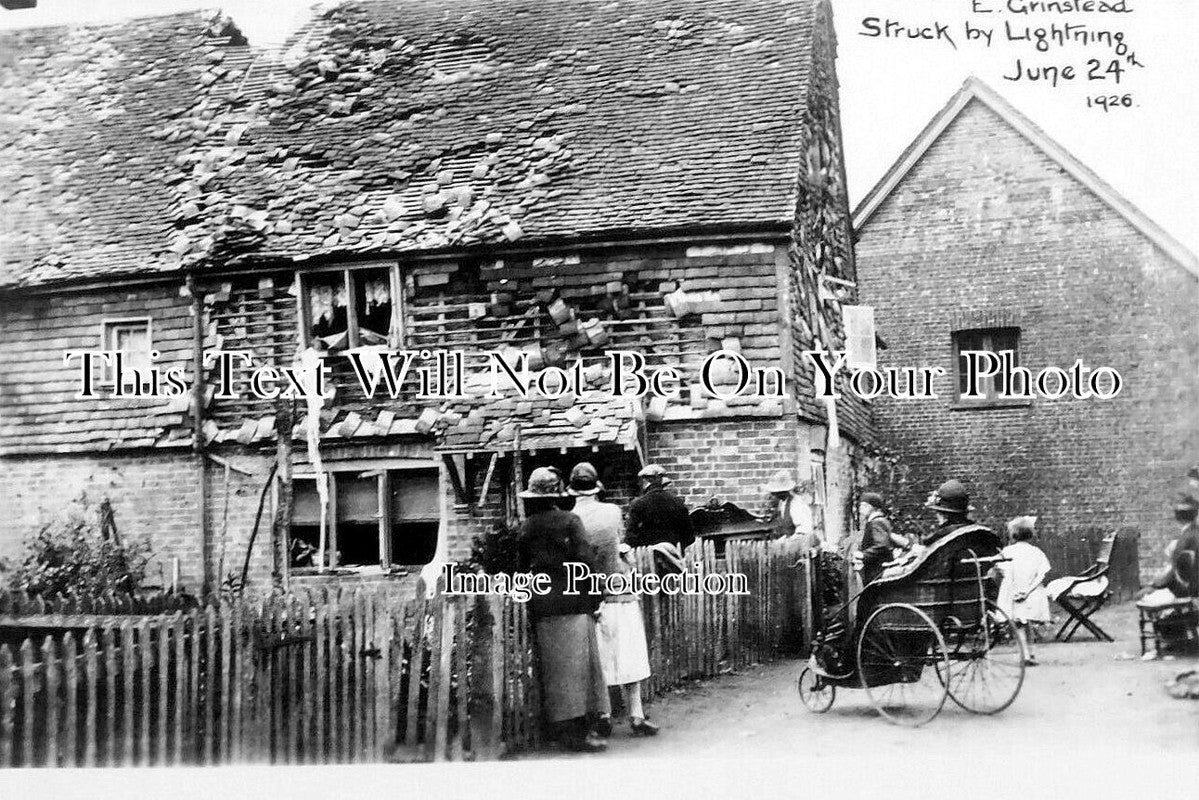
[300,264,399,350]
[289,468,440,572]
[953,327,1021,402]
[101,318,152,387]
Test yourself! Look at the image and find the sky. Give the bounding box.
[2,0,1196,256]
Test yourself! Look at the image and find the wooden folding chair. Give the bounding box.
[1046,531,1118,643]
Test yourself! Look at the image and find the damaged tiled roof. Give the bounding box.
[0,10,244,288]
[1,0,824,287]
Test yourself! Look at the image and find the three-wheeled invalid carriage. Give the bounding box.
[797,525,1027,726]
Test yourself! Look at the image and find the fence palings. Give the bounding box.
[0,539,806,766]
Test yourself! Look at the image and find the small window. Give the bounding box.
[300,265,399,351]
[290,468,439,572]
[101,318,152,387]
[953,327,1021,403]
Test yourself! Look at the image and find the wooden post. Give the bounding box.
[468,595,501,760]
[314,592,327,762]
[512,427,525,522]
[0,645,13,767]
[20,639,36,767]
[43,636,60,768]
[431,596,454,762]
[271,396,295,592]
[63,632,78,767]
[81,633,97,765]
[187,272,212,595]
[103,627,117,766]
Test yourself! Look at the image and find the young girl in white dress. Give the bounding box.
[996,516,1052,666]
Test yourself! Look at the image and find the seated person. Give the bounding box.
[852,492,894,584]
[922,479,977,546]
[1138,495,1199,608]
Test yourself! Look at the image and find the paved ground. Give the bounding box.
[529,601,1197,760]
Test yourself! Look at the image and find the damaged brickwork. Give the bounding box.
[0,0,876,591]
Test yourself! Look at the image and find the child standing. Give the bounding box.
[996,516,1052,666]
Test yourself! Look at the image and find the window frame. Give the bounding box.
[99,317,153,387]
[289,463,441,574]
[950,326,1031,410]
[296,262,405,351]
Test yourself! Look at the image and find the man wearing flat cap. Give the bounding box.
[625,464,695,552]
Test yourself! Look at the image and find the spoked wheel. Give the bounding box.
[856,603,951,727]
[938,601,1026,714]
[797,665,836,713]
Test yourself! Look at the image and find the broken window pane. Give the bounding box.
[354,268,394,345]
[290,478,323,568]
[307,272,349,349]
[389,469,439,565]
[335,473,381,568]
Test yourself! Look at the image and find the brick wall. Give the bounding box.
[856,98,1199,583]
[0,452,206,588]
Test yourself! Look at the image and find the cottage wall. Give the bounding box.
[856,99,1199,581]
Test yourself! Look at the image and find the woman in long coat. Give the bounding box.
[567,462,659,737]
[517,467,610,752]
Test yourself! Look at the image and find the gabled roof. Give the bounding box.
[1,0,830,288]
[0,10,246,288]
[852,77,1198,277]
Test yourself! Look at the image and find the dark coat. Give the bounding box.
[517,508,603,620]
[625,487,695,551]
[859,513,893,584]
[1153,522,1199,597]
[923,519,973,547]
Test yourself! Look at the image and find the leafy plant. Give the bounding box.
[2,495,153,597]
[466,521,521,575]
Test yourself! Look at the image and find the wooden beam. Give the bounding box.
[442,454,471,505]
[475,452,499,512]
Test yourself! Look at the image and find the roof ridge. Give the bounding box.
[0,7,223,37]
[852,77,1198,276]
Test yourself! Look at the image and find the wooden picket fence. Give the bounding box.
[0,536,810,767]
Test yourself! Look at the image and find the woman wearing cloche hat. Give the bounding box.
[516,466,610,752]
[568,462,659,737]
[923,479,976,546]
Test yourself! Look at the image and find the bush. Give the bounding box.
[466,521,521,575]
[2,495,153,597]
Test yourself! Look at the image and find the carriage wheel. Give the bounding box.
[856,603,951,727]
[797,666,835,713]
[939,601,1026,715]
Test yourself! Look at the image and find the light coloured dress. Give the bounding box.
[572,495,652,686]
[996,541,1052,623]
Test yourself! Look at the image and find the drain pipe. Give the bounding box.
[188,272,212,596]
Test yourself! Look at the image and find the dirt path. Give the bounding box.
[526,601,1197,760]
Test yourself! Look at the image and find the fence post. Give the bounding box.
[427,592,452,763]
[41,636,59,767]
[20,639,36,767]
[62,632,78,768]
[469,594,503,761]
[0,644,13,767]
[81,630,97,768]
[171,613,184,766]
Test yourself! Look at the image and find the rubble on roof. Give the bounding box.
[1,0,823,287]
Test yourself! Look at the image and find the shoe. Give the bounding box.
[593,715,613,738]
[1024,655,1038,666]
[561,732,608,753]
[630,718,660,737]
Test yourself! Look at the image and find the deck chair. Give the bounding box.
[1045,531,1118,642]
